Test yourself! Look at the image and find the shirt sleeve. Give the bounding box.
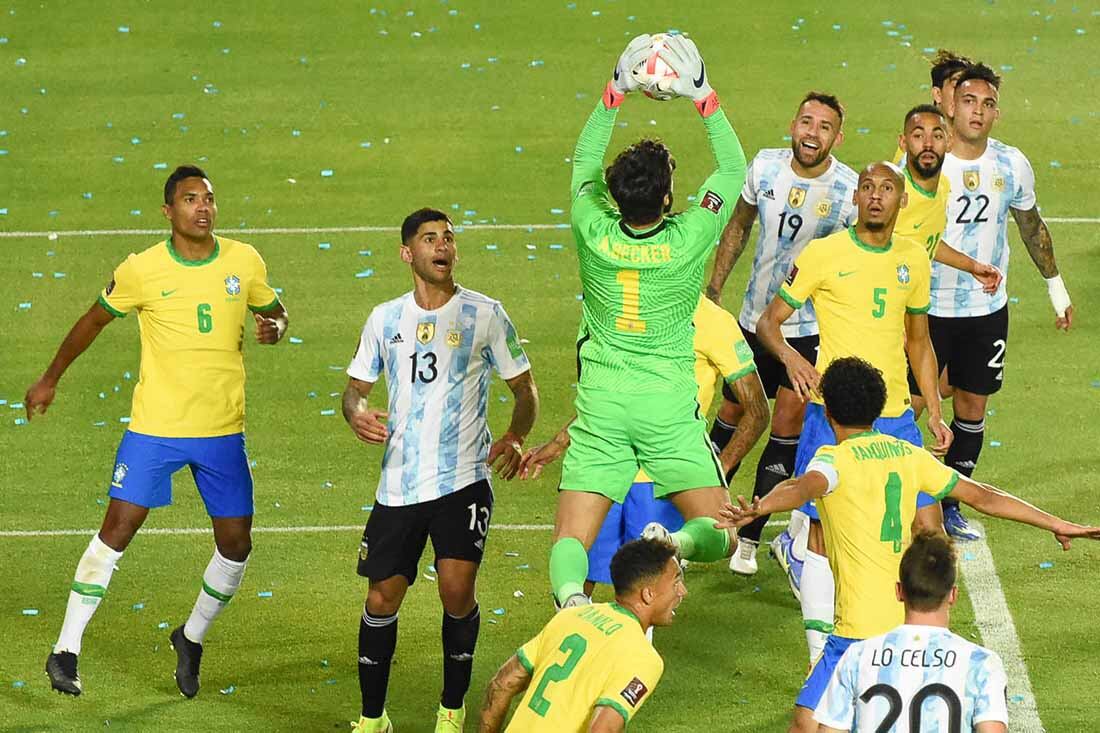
[971,650,1010,724]
[919,449,962,501]
[700,307,757,383]
[595,646,665,725]
[778,239,826,309]
[516,630,543,675]
[1011,150,1037,211]
[247,248,281,312]
[905,250,933,314]
[806,445,840,495]
[97,254,143,318]
[486,303,531,380]
[813,643,861,730]
[676,109,749,257]
[740,155,760,205]
[570,102,619,246]
[347,310,384,384]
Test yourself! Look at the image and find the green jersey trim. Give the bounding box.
[609,602,642,626]
[201,581,234,604]
[933,472,961,501]
[846,430,880,440]
[71,581,106,598]
[848,227,892,254]
[168,236,220,267]
[96,294,126,318]
[778,287,804,310]
[904,166,938,199]
[906,304,931,314]
[618,219,668,240]
[595,697,631,724]
[249,297,281,313]
[723,364,758,383]
[516,647,534,674]
[804,619,836,633]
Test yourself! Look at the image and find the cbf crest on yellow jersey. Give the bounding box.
[895,167,952,259]
[98,237,280,438]
[807,432,959,639]
[508,602,664,731]
[779,228,931,418]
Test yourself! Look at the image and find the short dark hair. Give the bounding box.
[799,91,845,124]
[605,139,675,226]
[401,208,452,245]
[929,49,973,88]
[903,103,946,130]
[900,532,958,611]
[163,165,209,205]
[954,62,1002,92]
[610,538,677,596]
[820,356,887,427]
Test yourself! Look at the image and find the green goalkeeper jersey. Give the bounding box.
[570,101,746,393]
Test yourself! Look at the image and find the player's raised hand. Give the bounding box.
[783,352,821,402]
[715,495,762,529]
[349,405,389,444]
[971,262,1003,294]
[1052,521,1100,550]
[657,34,714,102]
[926,415,953,457]
[612,34,653,95]
[253,312,284,344]
[24,376,57,421]
[487,433,524,481]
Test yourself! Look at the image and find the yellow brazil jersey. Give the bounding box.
[635,295,757,482]
[806,432,959,639]
[891,144,905,166]
[509,602,664,732]
[97,236,280,438]
[779,227,931,418]
[895,167,951,259]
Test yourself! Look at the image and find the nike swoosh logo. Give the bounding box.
[693,60,705,88]
[161,289,178,297]
[838,271,857,278]
[613,66,620,81]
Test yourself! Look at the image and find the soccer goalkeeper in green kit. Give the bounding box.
[549,33,749,608]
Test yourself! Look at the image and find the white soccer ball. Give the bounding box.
[635,34,679,101]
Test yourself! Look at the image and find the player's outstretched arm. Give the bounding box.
[716,472,829,529]
[478,654,532,733]
[933,242,1003,294]
[706,197,758,304]
[252,302,288,344]
[588,706,628,733]
[487,371,539,481]
[718,371,769,474]
[24,301,116,420]
[904,312,952,455]
[519,415,574,480]
[1011,205,1073,331]
[342,378,388,444]
[757,297,820,402]
[948,477,1100,549]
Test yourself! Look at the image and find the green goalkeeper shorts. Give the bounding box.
[559,386,726,503]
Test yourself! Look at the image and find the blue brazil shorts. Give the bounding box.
[586,481,685,585]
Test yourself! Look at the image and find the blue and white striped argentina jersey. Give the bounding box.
[814,624,1009,733]
[934,138,1036,318]
[347,286,531,507]
[739,149,858,338]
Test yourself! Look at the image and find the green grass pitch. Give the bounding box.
[2,1,1099,730]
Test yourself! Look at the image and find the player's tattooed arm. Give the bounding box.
[488,371,540,480]
[343,378,389,444]
[478,654,532,733]
[25,300,116,420]
[706,197,758,304]
[1011,205,1059,278]
[719,371,769,474]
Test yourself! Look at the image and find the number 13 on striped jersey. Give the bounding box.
[615,270,647,333]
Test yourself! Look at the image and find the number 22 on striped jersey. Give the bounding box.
[615,270,647,333]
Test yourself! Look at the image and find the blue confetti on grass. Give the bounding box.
[288,336,303,344]
[1039,561,1053,569]
[119,417,131,423]
[157,621,169,629]
[118,26,130,33]
[320,409,336,416]
[355,269,374,279]
[320,169,334,177]
[12,680,25,688]
[317,242,331,250]
[220,685,236,695]
[14,418,27,426]
[492,608,505,616]
[132,603,144,611]
[257,590,273,598]
[989,440,1002,447]
[963,551,976,561]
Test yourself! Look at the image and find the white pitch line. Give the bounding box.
[0,218,1095,239]
[958,519,1044,732]
[0,520,785,538]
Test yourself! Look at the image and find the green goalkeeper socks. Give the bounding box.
[549,537,588,605]
[672,517,731,563]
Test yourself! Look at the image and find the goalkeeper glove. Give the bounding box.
[611,34,653,94]
[657,34,719,114]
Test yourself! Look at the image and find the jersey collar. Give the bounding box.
[903,165,938,199]
[619,219,667,240]
[168,235,220,267]
[845,429,880,440]
[609,601,642,627]
[848,227,892,254]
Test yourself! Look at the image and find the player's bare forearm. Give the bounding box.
[341,378,373,424]
[706,198,757,302]
[1012,206,1059,278]
[758,474,826,515]
[933,242,975,273]
[951,478,1065,534]
[41,301,115,385]
[756,300,796,363]
[503,371,539,444]
[905,313,942,412]
[588,706,627,733]
[478,655,530,733]
[720,372,769,472]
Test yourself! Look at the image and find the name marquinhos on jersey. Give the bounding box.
[849,439,914,462]
[597,237,672,265]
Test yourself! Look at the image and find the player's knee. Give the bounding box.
[439,582,477,617]
[367,587,403,616]
[215,534,252,562]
